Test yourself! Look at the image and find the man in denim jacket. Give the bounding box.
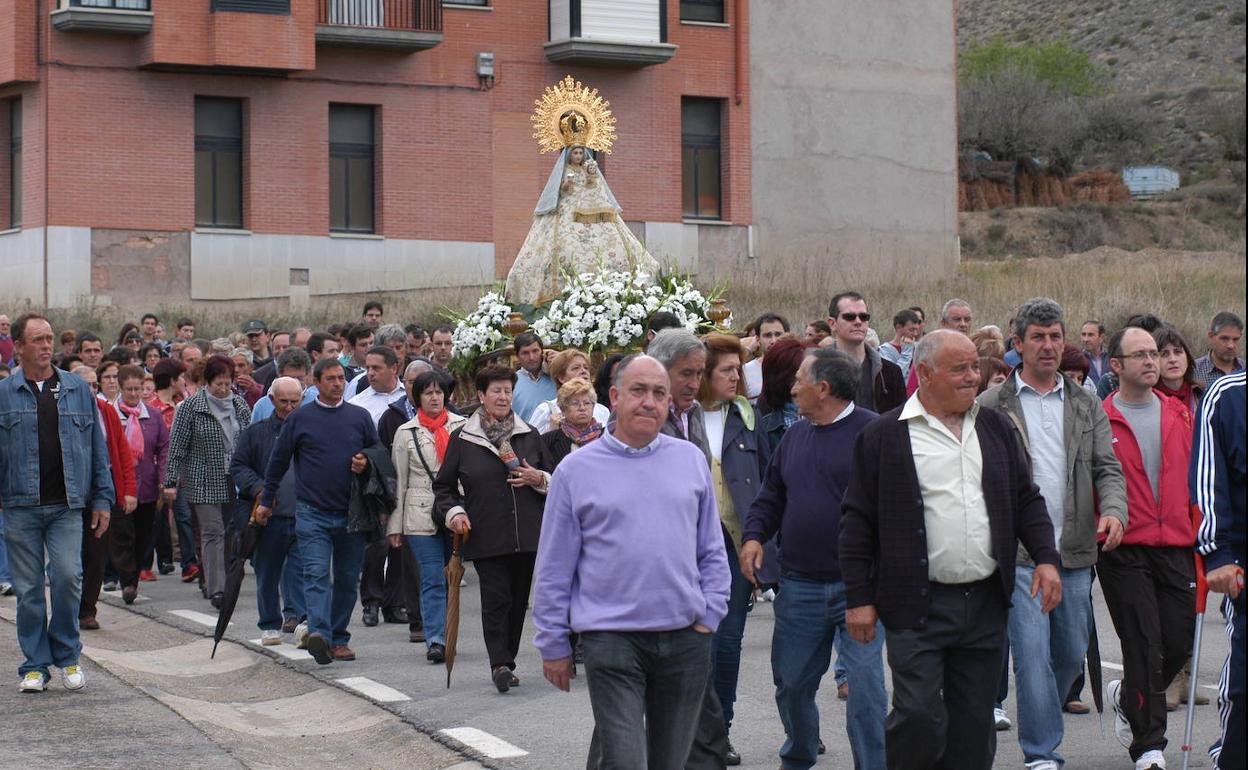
[0,313,115,694]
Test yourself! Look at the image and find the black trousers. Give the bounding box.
[79,506,114,621]
[1099,544,1196,760]
[884,578,1006,770]
[110,501,156,588]
[359,534,422,627]
[473,552,535,670]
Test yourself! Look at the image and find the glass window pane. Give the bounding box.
[681,98,721,142]
[680,0,723,23]
[348,156,374,231]
[195,98,242,141]
[10,99,20,140]
[329,156,347,231]
[215,151,243,227]
[194,150,214,225]
[682,147,696,218]
[697,148,721,218]
[10,147,20,226]
[329,104,374,146]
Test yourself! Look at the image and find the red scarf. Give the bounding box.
[418,408,451,462]
[1157,381,1194,410]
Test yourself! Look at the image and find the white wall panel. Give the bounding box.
[581,0,660,42]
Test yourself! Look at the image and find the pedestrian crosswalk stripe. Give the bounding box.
[169,609,223,628]
[335,676,411,702]
[249,639,313,661]
[439,727,528,758]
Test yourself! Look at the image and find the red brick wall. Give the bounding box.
[23,0,750,278]
[0,0,38,87]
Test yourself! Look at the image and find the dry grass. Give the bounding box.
[724,247,1246,348]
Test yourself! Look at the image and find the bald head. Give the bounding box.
[915,329,981,415]
[269,376,304,420]
[610,355,671,448]
[914,329,975,372]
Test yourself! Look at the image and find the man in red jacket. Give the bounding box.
[1099,327,1196,770]
[74,365,137,631]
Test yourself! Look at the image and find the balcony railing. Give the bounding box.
[316,0,443,50]
[52,0,153,34]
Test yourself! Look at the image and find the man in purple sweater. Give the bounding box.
[534,354,731,769]
[740,348,886,770]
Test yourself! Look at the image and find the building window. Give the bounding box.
[212,0,291,13]
[680,0,723,23]
[682,97,722,220]
[194,97,244,229]
[445,0,488,6]
[8,100,18,228]
[329,104,376,234]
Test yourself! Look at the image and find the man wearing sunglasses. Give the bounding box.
[825,291,906,414]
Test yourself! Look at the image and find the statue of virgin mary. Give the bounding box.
[505,77,660,305]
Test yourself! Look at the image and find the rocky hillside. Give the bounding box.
[958,0,1246,172]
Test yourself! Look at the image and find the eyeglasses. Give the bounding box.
[564,399,596,409]
[1116,350,1161,361]
[839,313,871,323]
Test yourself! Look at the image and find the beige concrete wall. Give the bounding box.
[749,0,960,285]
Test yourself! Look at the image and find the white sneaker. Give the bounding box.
[261,629,282,646]
[1106,679,1133,749]
[994,706,1012,730]
[294,621,309,649]
[1025,761,1059,770]
[0,581,13,596]
[760,588,776,602]
[1135,749,1166,769]
[62,665,85,691]
[19,671,47,693]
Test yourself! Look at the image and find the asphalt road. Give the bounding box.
[21,558,1225,770]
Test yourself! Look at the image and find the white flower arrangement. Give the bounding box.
[446,269,720,373]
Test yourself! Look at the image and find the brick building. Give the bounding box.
[0,0,753,310]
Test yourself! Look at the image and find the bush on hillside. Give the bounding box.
[960,37,1105,97]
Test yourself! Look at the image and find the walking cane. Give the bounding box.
[1180,552,1208,770]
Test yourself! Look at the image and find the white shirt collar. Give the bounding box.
[315,396,345,409]
[1015,370,1065,398]
[899,390,980,423]
[603,426,661,456]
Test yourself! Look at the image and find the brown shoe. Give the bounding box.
[79,616,100,631]
[281,617,299,634]
[837,681,849,701]
[409,629,425,644]
[1063,700,1090,714]
[331,645,356,661]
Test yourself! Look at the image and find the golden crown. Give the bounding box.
[531,75,617,155]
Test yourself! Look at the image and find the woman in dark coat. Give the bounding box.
[542,378,605,469]
[433,365,551,694]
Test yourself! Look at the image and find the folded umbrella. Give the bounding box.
[211,500,264,659]
[444,531,467,688]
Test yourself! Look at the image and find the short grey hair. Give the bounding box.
[229,347,254,365]
[806,348,859,402]
[1011,297,1065,339]
[941,298,972,322]
[275,346,311,375]
[210,337,234,354]
[647,328,705,370]
[612,353,666,387]
[376,323,406,347]
[268,376,303,398]
[404,359,433,379]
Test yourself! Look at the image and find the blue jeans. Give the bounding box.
[3,505,83,677]
[712,532,753,732]
[0,510,11,584]
[173,491,198,569]
[295,503,366,647]
[253,516,305,631]
[405,533,450,647]
[772,574,887,770]
[1009,564,1093,766]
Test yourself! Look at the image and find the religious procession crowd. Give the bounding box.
[0,294,1243,770]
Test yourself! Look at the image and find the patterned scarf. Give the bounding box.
[479,409,520,470]
[117,400,146,460]
[1157,380,1194,410]
[418,408,451,462]
[562,419,605,447]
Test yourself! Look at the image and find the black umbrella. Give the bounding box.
[211,501,263,659]
[1087,611,1104,728]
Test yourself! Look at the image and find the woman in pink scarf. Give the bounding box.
[111,365,170,602]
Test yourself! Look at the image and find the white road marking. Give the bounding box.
[169,609,224,628]
[439,727,528,759]
[249,639,313,661]
[335,676,411,702]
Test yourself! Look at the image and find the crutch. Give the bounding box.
[1180,552,1208,770]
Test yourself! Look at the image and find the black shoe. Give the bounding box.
[307,632,333,665]
[362,605,379,627]
[209,592,223,610]
[492,666,512,693]
[102,580,119,592]
[725,740,741,766]
[818,738,826,755]
[381,607,408,624]
[409,627,426,643]
[158,562,175,576]
[509,672,520,687]
[427,643,446,664]
[122,585,138,605]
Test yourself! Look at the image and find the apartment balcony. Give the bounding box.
[546,0,677,67]
[51,0,153,35]
[316,0,443,52]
